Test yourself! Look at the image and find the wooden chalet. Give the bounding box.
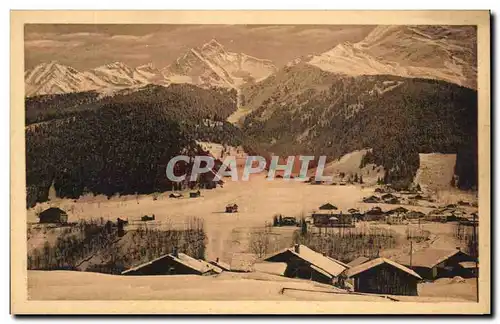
[395,248,476,280]
[122,251,222,276]
[38,207,68,224]
[345,257,422,296]
[264,244,349,285]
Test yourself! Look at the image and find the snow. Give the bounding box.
[307,26,476,89]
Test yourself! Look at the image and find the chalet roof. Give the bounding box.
[386,207,409,215]
[396,249,468,269]
[345,257,422,279]
[122,253,222,275]
[210,259,231,271]
[319,203,338,210]
[347,256,370,268]
[40,207,67,216]
[326,256,350,269]
[265,245,347,277]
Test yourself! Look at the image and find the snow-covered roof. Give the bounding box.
[347,256,370,268]
[122,252,222,275]
[396,249,469,269]
[265,245,347,277]
[346,257,422,279]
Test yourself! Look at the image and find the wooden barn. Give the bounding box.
[345,257,422,296]
[38,207,68,224]
[264,244,349,285]
[395,248,476,280]
[122,250,222,276]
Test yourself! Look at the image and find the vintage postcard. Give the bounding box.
[11,10,490,315]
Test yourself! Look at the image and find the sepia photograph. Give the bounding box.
[10,10,490,315]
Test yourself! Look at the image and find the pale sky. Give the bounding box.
[24,24,376,71]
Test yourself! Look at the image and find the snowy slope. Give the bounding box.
[308,25,477,89]
[25,61,167,97]
[24,62,103,97]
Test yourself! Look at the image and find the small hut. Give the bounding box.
[38,207,68,224]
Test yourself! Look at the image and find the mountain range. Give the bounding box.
[24,25,478,206]
[25,39,276,97]
[25,26,476,97]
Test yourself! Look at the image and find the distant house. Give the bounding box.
[38,207,68,224]
[225,204,238,213]
[312,212,354,228]
[363,195,381,203]
[264,244,349,285]
[395,248,476,280]
[345,257,422,296]
[405,211,426,219]
[122,250,222,276]
[190,190,201,198]
[385,213,405,225]
[319,203,338,211]
[363,207,385,221]
[386,207,409,215]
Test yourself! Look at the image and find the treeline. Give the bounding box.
[25,84,242,207]
[242,65,478,188]
[25,84,238,125]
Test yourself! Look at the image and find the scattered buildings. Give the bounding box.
[395,248,476,280]
[38,207,68,224]
[264,244,349,285]
[345,257,422,296]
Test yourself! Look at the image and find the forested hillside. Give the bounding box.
[241,64,477,188]
[25,84,241,207]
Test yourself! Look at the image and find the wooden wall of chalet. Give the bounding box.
[352,263,418,296]
[283,258,332,285]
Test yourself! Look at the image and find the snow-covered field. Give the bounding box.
[26,174,479,301]
[27,173,476,264]
[27,270,474,302]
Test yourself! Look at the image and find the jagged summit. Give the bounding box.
[162,39,277,89]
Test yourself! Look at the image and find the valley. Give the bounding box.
[23,23,481,303]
